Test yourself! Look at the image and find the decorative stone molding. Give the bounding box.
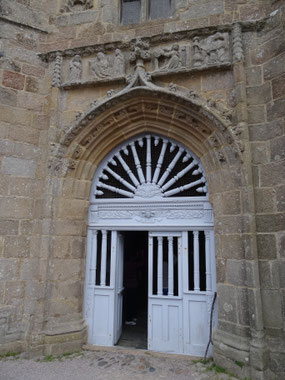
[232,23,244,63]
[51,52,62,87]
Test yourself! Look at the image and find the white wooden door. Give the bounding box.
[113,232,124,344]
[84,229,124,346]
[148,232,183,353]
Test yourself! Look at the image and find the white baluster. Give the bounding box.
[146,135,152,183]
[105,166,136,192]
[149,236,153,297]
[116,152,140,187]
[97,182,134,198]
[168,236,174,296]
[157,148,184,187]
[89,230,98,285]
[194,231,200,291]
[205,231,212,292]
[161,159,197,191]
[152,139,167,184]
[100,230,108,286]
[130,142,145,184]
[163,177,205,197]
[157,236,163,296]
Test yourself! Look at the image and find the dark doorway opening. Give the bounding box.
[117,231,148,349]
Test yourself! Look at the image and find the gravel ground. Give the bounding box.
[0,347,239,380]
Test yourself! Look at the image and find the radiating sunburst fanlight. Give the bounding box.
[94,135,208,199]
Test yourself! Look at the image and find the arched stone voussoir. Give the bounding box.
[59,86,236,156]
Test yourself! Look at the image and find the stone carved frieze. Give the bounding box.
[57,31,232,90]
[61,0,93,13]
[153,44,188,72]
[192,33,230,68]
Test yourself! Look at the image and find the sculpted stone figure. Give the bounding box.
[192,37,204,67]
[160,44,182,71]
[113,49,125,77]
[207,33,229,65]
[61,0,93,12]
[89,52,111,79]
[68,55,82,82]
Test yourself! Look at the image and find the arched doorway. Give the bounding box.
[83,133,216,356]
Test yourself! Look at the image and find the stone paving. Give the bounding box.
[0,346,240,380]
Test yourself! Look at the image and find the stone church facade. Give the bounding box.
[0,0,285,379]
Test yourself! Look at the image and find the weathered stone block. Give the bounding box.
[4,281,25,303]
[4,236,31,258]
[2,70,25,90]
[25,76,39,93]
[181,0,224,20]
[251,142,269,164]
[251,33,285,65]
[69,10,99,25]
[249,120,284,141]
[255,188,276,213]
[17,92,47,112]
[248,105,266,124]
[50,259,82,281]
[272,73,285,99]
[267,98,285,120]
[276,185,285,212]
[0,87,17,106]
[278,232,285,258]
[57,199,88,220]
[259,260,280,289]
[237,287,250,326]
[0,259,19,281]
[22,64,45,78]
[202,71,233,91]
[257,234,277,259]
[270,135,285,161]
[0,197,33,218]
[217,284,237,323]
[246,66,262,87]
[264,52,285,80]
[260,160,285,186]
[2,157,36,178]
[0,220,19,235]
[246,82,272,105]
[261,290,283,328]
[256,213,285,233]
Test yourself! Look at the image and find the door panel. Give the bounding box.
[113,232,124,344]
[148,232,183,353]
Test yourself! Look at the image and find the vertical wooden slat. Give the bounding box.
[157,236,163,296]
[100,230,107,286]
[168,236,174,296]
[148,235,153,297]
[205,231,211,291]
[90,230,98,285]
[146,135,152,183]
[110,230,117,288]
[193,231,200,291]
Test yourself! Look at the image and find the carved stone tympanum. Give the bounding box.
[89,52,112,79]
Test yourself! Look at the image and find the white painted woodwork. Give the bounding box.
[84,133,216,357]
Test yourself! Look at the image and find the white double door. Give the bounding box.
[84,229,215,355]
